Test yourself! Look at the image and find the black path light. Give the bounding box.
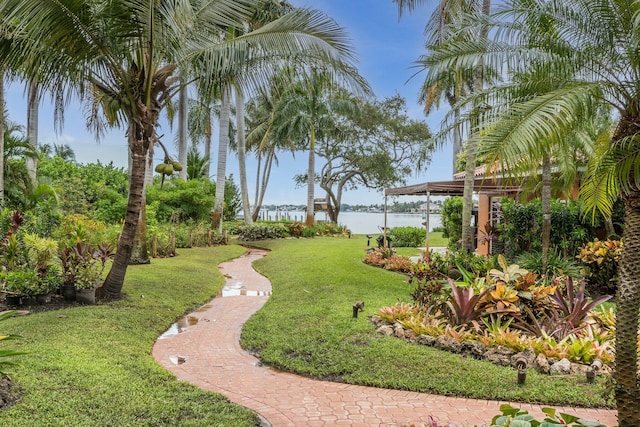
[352,301,364,318]
[514,356,528,385]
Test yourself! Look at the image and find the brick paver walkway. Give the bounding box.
[152,249,618,427]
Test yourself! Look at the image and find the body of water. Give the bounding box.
[258,210,441,235]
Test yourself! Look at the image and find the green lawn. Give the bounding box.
[241,236,612,408]
[0,246,259,427]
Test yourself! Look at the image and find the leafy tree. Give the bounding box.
[302,94,432,223]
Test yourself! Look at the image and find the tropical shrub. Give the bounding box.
[375,302,419,323]
[236,223,288,240]
[93,188,127,223]
[54,214,114,248]
[38,157,128,216]
[362,248,412,272]
[441,196,463,251]
[146,178,216,223]
[576,239,621,297]
[498,198,594,259]
[516,250,582,278]
[388,226,425,247]
[489,404,607,427]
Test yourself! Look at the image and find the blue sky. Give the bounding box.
[3,1,451,205]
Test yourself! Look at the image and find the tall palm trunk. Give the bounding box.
[212,85,231,233]
[143,140,154,186]
[0,67,5,201]
[132,144,151,264]
[235,87,252,224]
[461,0,491,253]
[178,83,188,181]
[204,111,212,179]
[541,154,551,273]
[305,126,316,227]
[101,129,150,299]
[252,149,274,221]
[26,79,38,185]
[615,192,640,425]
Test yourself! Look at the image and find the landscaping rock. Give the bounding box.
[404,329,418,341]
[510,349,536,369]
[460,341,486,359]
[550,358,572,375]
[417,334,436,346]
[435,336,462,353]
[534,353,550,374]
[370,315,383,325]
[394,327,406,339]
[484,346,515,366]
[376,325,394,336]
[571,363,590,375]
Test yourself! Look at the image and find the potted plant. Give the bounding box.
[34,265,64,304]
[4,270,38,306]
[74,261,103,304]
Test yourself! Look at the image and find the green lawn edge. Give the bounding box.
[240,236,613,408]
[0,245,259,427]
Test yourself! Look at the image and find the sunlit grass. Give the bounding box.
[0,246,258,427]
[241,236,612,408]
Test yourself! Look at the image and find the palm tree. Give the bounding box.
[2,120,41,209]
[245,68,298,221]
[212,84,232,232]
[25,79,40,186]
[0,0,366,299]
[396,0,492,253]
[424,0,640,423]
[186,145,209,180]
[275,68,362,226]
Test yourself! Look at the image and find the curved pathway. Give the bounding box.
[152,249,618,427]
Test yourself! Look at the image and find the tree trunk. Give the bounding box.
[452,106,462,173]
[131,142,151,264]
[144,139,154,186]
[26,79,39,185]
[0,67,5,201]
[541,154,552,273]
[615,192,640,426]
[252,149,274,221]
[178,83,188,181]
[204,112,212,179]
[235,87,252,224]
[100,133,149,299]
[305,127,316,227]
[460,132,478,252]
[212,85,231,233]
[460,0,490,253]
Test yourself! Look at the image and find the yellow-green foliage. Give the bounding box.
[23,233,58,272]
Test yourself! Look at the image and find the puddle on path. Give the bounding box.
[157,282,270,340]
[158,315,202,339]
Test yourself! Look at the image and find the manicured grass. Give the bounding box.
[0,246,259,427]
[241,236,613,408]
[426,231,448,247]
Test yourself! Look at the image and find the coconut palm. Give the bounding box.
[424,0,640,422]
[0,0,367,299]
